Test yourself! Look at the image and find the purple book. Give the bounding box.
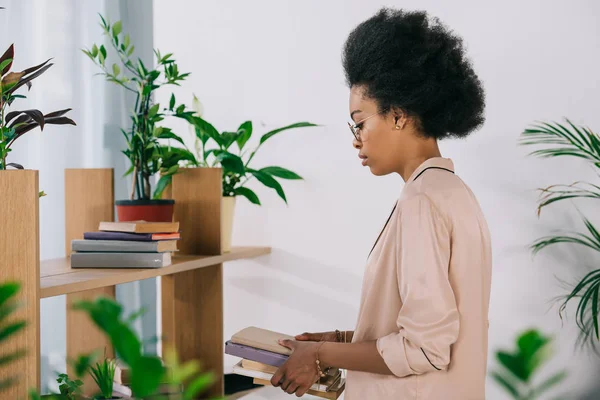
[225,341,288,367]
[83,231,180,241]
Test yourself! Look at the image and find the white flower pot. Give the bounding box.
[221,196,236,253]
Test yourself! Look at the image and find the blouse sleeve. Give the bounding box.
[376,194,459,377]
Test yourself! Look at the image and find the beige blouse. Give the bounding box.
[346,157,492,400]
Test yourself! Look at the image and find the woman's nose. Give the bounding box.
[353,138,362,149]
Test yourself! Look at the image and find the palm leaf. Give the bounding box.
[520,119,600,164]
[558,269,600,342]
[490,371,520,399]
[531,371,567,398]
[536,181,600,215]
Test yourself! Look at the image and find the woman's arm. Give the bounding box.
[319,340,392,375]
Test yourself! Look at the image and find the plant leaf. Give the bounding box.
[0,44,14,75]
[259,122,318,145]
[236,121,252,150]
[130,356,164,397]
[112,20,122,36]
[233,187,260,205]
[215,152,245,174]
[490,371,520,399]
[260,166,302,180]
[250,169,287,203]
[156,130,185,145]
[531,371,567,398]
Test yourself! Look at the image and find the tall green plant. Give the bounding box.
[520,119,600,348]
[0,281,26,392]
[83,14,197,200]
[187,95,318,204]
[0,44,76,172]
[89,359,116,399]
[491,329,566,400]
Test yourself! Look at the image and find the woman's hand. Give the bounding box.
[295,331,337,342]
[270,339,321,397]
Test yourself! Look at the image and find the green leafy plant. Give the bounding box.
[520,119,600,348]
[89,359,116,399]
[83,14,197,200]
[490,329,566,400]
[56,373,83,400]
[0,45,76,172]
[73,297,215,399]
[0,281,26,392]
[188,95,318,204]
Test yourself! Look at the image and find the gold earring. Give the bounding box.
[395,125,401,130]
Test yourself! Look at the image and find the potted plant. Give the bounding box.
[186,95,318,252]
[0,44,76,197]
[84,15,197,222]
[89,359,119,400]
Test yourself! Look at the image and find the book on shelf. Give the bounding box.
[83,231,181,241]
[225,340,288,368]
[70,252,172,269]
[98,220,180,233]
[71,239,178,253]
[231,326,295,355]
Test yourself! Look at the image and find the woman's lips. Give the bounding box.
[359,154,368,166]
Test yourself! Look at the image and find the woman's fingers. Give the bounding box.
[295,332,321,341]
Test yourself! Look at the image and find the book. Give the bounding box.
[70,252,172,269]
[231,326,295,355]
[225,340,288,367]
[253,377,345,400]
[241,359,340,383]
[84,231,181,241]
[71,239,178,253]
[232,361,332,392]
[98,220,180,234]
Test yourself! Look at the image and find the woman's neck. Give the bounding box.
[398,141,442,182]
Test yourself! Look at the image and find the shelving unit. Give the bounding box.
[0,168,271,399]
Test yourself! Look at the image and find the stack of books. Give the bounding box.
[226,326,345,399]
[70,220,180,269]
[113,361,183,398]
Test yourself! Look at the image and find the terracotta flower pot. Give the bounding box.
[115,199,175,222]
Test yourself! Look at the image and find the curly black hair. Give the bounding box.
[342,8,485,139]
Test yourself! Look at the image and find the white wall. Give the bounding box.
[153,1,600,398]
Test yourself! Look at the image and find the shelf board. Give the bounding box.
[40,246,271,298]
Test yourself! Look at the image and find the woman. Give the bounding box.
[271,8,491,400]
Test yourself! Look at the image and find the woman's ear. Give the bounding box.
[393,109,407,130]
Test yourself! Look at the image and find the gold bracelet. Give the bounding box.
[315,341,327,378]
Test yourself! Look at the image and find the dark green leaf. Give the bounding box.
[156,130,185,146]
[0,350,26,367]
[260,166,302,180]
[100,45,107,59]
[259,122,318,145]
[236,121,252,150]
[250,169,287,203]
[176,104,185,115]
[234,187,260,205]
[169,93,175,110]
[496,351,527,382]
[216,152,245,174]
[0,321,26,343]
[0,282,20,308]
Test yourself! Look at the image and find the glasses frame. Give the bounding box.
[348,111,382,141]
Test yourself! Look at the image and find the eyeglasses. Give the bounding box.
[348,111,382,141]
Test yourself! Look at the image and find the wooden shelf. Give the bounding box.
[40,246,271,298]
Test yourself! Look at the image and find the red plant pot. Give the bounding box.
[115,199,175,222]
